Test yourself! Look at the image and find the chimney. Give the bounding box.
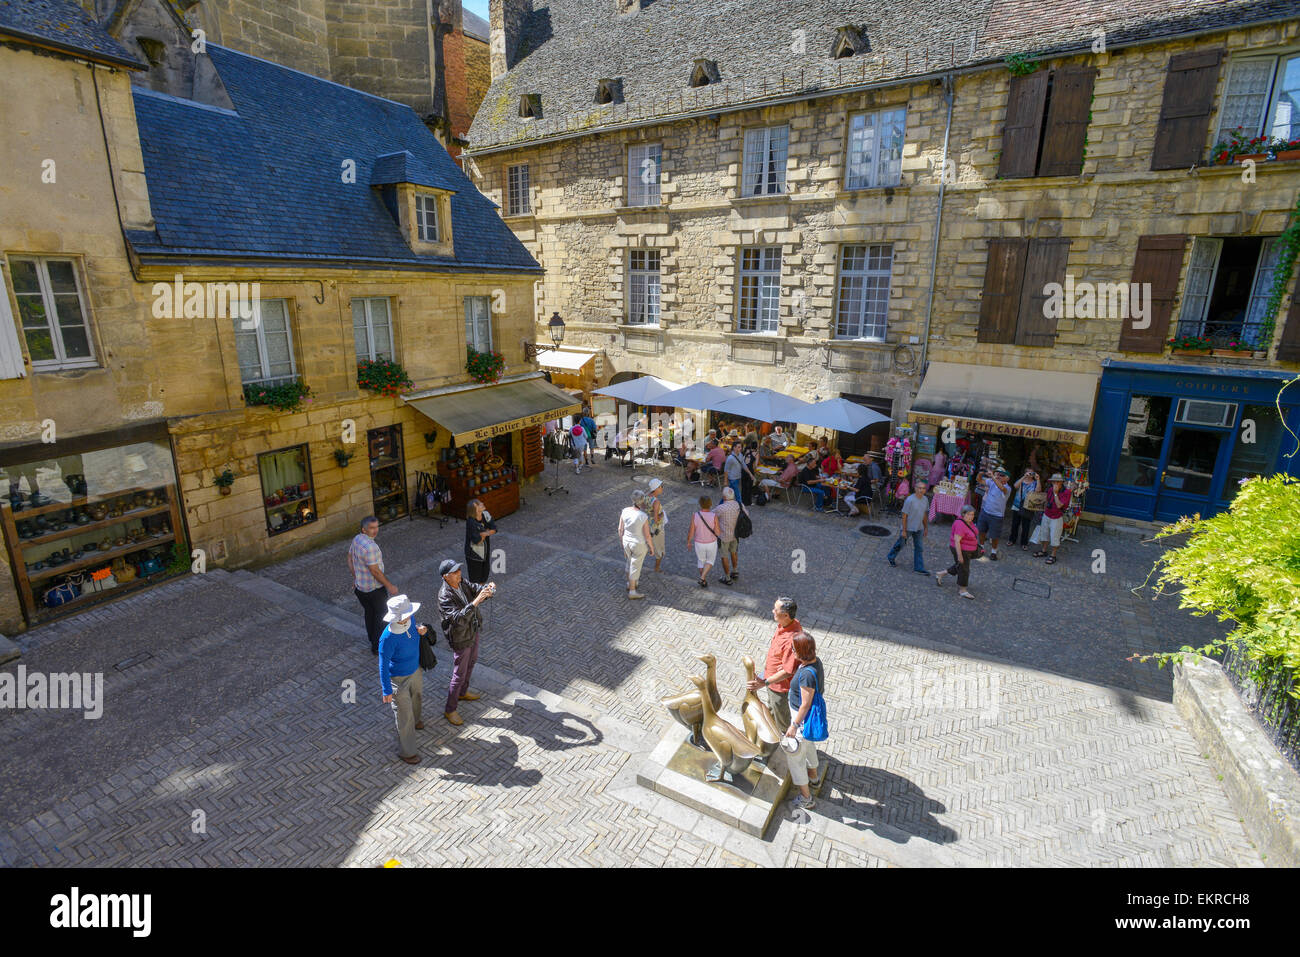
[489,0,533,81]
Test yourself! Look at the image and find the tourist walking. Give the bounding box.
[377,594,428,764]
[646,477,667,573]
[687,494,721,588]
[936,504,979,599]
[886,478,929,573]
[974,467,1011,561]
[349,515,399,655]
[1031,474,1072,564]
[1008,468,1040,550]
[617,490,655,599]
[579,406,597,466]
[713,487,743,585]
[464,498,497,584]
[570,422,588,473]
[436,559,494,726]
[724,442,748,501]
[746,596,802,731]
[785,631,825,812]
[740,441,759,505]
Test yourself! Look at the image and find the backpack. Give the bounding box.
[735,505,753,539]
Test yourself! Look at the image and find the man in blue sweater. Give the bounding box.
[378,594,429,765]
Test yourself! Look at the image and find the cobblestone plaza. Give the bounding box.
[0,460,1260,867]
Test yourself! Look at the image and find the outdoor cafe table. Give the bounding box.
[928,489,970,521]
[775,445,810,459]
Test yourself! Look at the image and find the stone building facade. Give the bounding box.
[468,0,1300,519]
[0,7,544,634]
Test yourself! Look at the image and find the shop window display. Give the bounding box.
[259,445,317,535]
[1115,395,1172,488]
[1224,404,1287,496]
[1,438,182,622]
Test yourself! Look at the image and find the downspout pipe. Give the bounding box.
[919,71,955,376]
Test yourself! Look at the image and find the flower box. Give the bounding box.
[1171,348,1212,356]
[1275,150,1300,162]
[1234,153,1268,164]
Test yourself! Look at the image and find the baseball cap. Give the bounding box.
[438,559,462,577]
[647,478,663,492]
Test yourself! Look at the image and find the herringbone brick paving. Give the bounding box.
[0,457,1262,866]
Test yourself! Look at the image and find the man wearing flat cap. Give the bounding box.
[378,594,429,764]
[436,559,496,726]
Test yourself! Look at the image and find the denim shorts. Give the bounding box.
[976,510,1004,538]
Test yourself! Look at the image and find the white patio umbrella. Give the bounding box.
[651,382,747,411]
[710,388,814,423]
[592,375,682,406]
[798,397,891,434]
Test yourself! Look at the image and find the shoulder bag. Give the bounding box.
[801,666,829,742]
[417,622,439,671]
[735,504,753,539]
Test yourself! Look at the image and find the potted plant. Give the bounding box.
[334,448,354,467]
[466,346,506,384]
[243,379,313,412]
[1211,127,1272,165]
[1275,137,1300,162]
[1212,339,1262,358]
[214,469,235,495]
[356,358,413,398]
[1166,333,1213,355]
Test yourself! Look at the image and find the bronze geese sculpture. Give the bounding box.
[660,653,722,750]
[741,655,782,758]
[689,674,762,783]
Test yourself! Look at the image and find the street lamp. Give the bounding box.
[524,311,567,361]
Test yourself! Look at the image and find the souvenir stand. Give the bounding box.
[436,438,520,519]
[1061,452,1090,543]
[880,429,913,511]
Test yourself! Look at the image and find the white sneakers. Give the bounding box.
[628,589,645,600]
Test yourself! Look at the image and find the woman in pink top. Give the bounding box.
[686,495,721,588]
[935,504,979,599]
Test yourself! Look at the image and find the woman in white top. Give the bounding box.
[617,490,655,600]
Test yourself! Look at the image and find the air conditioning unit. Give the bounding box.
[1175,398,1236,428]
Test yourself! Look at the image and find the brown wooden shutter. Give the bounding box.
[997,71,1049,179]
[1151,49,1223,170]
[1276,296,1300,362]
[977,238,1029,343]
[1038,67,1097,177]
[1014,238,1072,347]
[1118,234,1188,353]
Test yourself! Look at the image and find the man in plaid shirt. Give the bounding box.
[349,516,398,654]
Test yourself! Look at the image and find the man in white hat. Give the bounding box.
[378,594,429,765]
[646,477,667,573]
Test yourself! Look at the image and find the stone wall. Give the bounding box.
[469,21,1300,422]
[464,35,491,123]
[324,0,437,122]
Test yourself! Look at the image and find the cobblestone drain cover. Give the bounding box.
[1013,578,1051,598]
[859,525,891,536]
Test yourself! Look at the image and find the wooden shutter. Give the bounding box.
[1038,67,1097,177]
[0,263,27,379]
[1277,296,1300,362]
[1151,49,1223,170]
[998,71,1049,179]
[977,238,1029,343]
[1014,238,1072,347]
[1118,235,1188,353]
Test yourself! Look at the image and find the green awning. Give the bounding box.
[404,376,581,445]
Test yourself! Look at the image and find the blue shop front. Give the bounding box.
[1087,360,1300,522]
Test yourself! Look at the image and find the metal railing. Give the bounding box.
[1173,319,1271,350]
[1219,639,1300,774]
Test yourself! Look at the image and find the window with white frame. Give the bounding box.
[627,250,661,325]
[1216,52,1300,143]
[506,163,531,216]
[736,247,782,333]
[845,107,906,189]
[464,295,492,351]
[835,245,893,340]
[415,193,439,242]
[8,257,95,370]
[352,297,394,362]
[628,143,662,206]
[235,298,296,386]
[741,125,789,196]
[1175,236,1279,348]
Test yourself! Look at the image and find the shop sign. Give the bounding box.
[909,412,1087,445]
[455,407,579,445]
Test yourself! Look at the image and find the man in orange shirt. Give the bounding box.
[746,595,802,731]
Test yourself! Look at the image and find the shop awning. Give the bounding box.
[404,375,581,445]
[536,349,596,373]
[909,362,1099,446]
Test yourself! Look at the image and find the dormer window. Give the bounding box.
[690,59,720,88]
[833,26,869,59]
[519,94,542,119]
[595,78,624,105]
[415,193,439,242]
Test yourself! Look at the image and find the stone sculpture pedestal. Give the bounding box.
[636,715,792,838]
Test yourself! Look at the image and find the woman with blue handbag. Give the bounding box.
[784,632,827,813]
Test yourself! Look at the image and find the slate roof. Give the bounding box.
[369,150,457,190]
[463,7,490,43]
[0,0,143,68]
[468,0,1300,152]
[129,45,538,272]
